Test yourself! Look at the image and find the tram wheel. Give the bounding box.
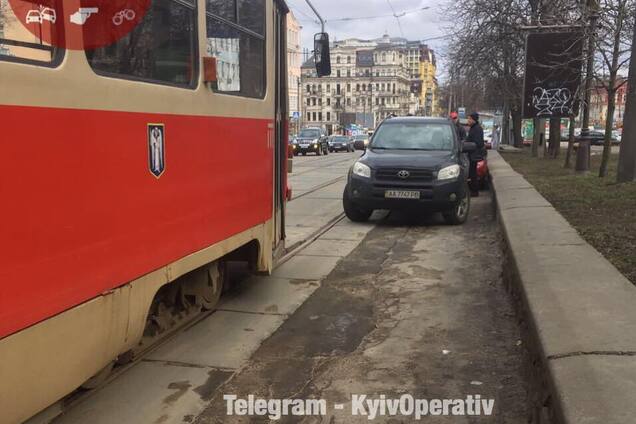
[182,262,224,311]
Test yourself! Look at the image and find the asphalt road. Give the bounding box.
[41,151,529,424]
[196,193,529,423]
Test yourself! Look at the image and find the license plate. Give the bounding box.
[385,190,421,199]
[300,144,310,148]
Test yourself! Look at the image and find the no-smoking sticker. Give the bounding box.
[8,0,152,50]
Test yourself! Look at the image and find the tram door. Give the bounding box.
[273,0,288,255]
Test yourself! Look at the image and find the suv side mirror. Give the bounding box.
[462,142,477,153]
[314,33,331,77]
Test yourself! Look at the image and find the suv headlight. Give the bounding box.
[437,164,460,181]
[352,162,371,178]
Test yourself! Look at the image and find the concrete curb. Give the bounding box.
[489,151,636,424]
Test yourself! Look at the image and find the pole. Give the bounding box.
[576,0,598,173]
[297,78,302,133]
[304,0,325,33]
[617,18,636,182]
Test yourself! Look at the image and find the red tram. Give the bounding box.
[0,1,329,422]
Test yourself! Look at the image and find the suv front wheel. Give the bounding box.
[442,184,470,225]
[343,186,372,222]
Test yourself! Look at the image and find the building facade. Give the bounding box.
[300,35,434,134]
[287,11,302,131]
[590,79,628,129]
[419,47,439,117]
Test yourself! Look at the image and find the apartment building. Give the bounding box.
[300,35,430,133]
[419,46,439,116]
[287,11,302,127]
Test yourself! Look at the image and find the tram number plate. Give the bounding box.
[385,190,420,199]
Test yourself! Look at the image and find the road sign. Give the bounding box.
[522,32,584,119]
[291,112,300,119]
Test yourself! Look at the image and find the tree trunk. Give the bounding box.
[511,107,523,148]
[564,115,576,168]
[502,99,511,145]
[599,87,616,178]
[548,118,561,158]
[617,10,636,182]
[532,118,541,157]
[576,1,599,173]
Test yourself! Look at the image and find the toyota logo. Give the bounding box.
[397,170,410,179]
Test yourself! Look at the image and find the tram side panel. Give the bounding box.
[0,104,273,339]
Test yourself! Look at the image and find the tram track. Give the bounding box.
[35,174,350,424]
[290,153,360,177]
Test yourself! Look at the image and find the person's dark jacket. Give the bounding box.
[455,122,467,142]
[466,122,485,160]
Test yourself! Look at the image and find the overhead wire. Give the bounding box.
[385,0,405,38]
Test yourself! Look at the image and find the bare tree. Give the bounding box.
[444,0,531,146]
[594,0,634,177]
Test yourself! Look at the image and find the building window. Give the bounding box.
[306,84,311,92]
[307,112,311,121]
[312,98,316,106]
[347,56,351,64]
[347,83,351,92]
[312,112,317,121]
[327,98,331,105]
[347,70,351,77]
[87,0,198,88]
[318,112,323,121]
[336,56,341,64]
[327,112,331,121]
[307,98,310,106]
[337,70,341,77]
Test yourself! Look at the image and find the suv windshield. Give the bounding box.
[299,129,321,138]
[354,135,368,140]
[332,136,348,142]
[371,123,455,151]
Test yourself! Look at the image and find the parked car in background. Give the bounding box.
[292,127,329,156]
[343,117,475,225]
[328,135,354,152]
[484,130,493,149]
[353,135,370,150]
[575,130,618,146]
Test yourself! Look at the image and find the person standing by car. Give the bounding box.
[466,112,485,197]
[450,112,466,141]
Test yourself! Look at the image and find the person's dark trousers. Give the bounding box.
[469,160,479,195]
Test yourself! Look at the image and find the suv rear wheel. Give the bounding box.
[442,185,470,225]
[343,186,372,222]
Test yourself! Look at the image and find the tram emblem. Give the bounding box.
[148,124,166,178]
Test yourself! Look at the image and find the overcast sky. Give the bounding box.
[286,0,452,77]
